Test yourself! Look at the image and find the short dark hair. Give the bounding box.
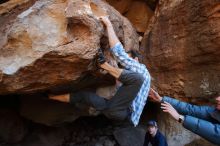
[126,50,140,59]
[147,120,157,127]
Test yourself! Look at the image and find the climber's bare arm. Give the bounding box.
[100,62,123,79]
[49,94,70,103]
[100,16,120,48]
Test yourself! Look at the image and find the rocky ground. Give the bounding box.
[0,115,143,146]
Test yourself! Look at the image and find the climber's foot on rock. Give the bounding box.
[48,94,70,103]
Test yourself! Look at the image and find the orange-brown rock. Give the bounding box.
[0,0,139,95]
[141,0,220,102]
[0,0,36,16]
[106,0,153,33]
[125,0,153,33]
[105,0,132,14]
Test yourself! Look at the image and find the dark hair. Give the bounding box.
[147,120,158,127]
[126,50,140,59]
[118,50,142,68]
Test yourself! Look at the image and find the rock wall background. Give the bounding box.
[141,0,220,102]
[0,0,219,146]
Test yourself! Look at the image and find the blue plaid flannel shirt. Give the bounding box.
[110,42,151,126]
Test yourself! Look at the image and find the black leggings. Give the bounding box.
[70,70,144,121]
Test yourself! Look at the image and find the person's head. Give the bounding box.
[127,50,140,62]
[147,120,158,137]
[216,96,220,110]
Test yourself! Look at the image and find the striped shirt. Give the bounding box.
[110,42,151,126]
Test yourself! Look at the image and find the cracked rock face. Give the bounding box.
[141,0,220,101]
[0,0,139,95]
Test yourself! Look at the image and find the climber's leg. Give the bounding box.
[104,70,144,121]
[100,62,123,79]
[69,91,107,110]
[49,91,107,110]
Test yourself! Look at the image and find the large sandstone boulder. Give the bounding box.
[141,0,220,101]
[0,0,139,95]
[140,1,219,144]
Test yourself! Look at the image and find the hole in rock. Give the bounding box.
[140,101,160,126]
[67,19,91,42]
[0,89,160,146]
[0,94,20,109]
